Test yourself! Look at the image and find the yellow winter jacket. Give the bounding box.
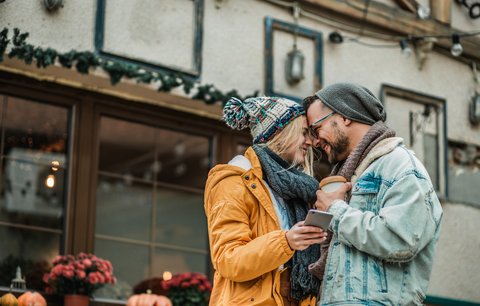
[204,147,316,306]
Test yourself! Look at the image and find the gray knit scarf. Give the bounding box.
[308,121,396,295]
[252,145,320,301]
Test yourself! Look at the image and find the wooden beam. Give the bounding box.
[393,0,417,14]
[298,0,480,62]
[430,0,452,25]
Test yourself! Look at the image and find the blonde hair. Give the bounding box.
[263,116,314,176]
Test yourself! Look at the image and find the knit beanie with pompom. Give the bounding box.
[223,96,304,144]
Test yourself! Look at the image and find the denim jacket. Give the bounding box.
[320,137,443,306]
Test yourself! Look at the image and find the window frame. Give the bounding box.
[264,16,324,102]
[94,0,205,79]
[380,83,448,199]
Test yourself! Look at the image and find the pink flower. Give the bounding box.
[52,265,64,276]
[88,272,99,284]
[190,279,199,285]
[95,272,105,284]
[76,270,86,279]
[104,272,112,283]
[42,273,50,284]
[63,269,74,279]
[83,259,92,268]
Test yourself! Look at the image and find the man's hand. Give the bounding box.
[285,221,328,251]
[315,182,352,211]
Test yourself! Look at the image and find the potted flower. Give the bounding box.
[43,253,116,306]
[161,272,211,306]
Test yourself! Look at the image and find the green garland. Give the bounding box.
[0,28,258,105]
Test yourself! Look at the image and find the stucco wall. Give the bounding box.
[428,202,480,302]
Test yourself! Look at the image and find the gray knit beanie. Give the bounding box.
[315,83,386,125]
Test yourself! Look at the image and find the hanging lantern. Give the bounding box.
[470,93,480,125]
[285,45,305,85]
[285,2,304,85]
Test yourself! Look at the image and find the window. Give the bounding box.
[0,94,71,291]
[381,84,447,197]
[95,0,205,77]
[94,116,211,300]
[264,17,323,102]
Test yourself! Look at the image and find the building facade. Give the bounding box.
[0,0,479,304]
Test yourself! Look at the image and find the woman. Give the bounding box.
[204,97,327,305]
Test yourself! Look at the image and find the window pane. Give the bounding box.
[3,97,68,155]
[0,96,69,292]
[96,176,153,241]
[0,226,60,291]
[155,130,210,189]
[155,188,206,249]
[152,248,208,278]
[94,238,149,300]
[95,116,212,301]
[99,117,155,180]
[0,97,69,229]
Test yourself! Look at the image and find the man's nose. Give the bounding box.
[313,138,321,148]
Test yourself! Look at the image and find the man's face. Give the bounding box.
[306,100,350,164]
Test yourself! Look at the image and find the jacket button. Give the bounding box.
[245,175,250,180]
[251,183,256,189]
[250,298,254,302]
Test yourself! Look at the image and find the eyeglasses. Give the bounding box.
[308,111,335,139]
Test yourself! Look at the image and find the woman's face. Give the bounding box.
[283,117,313,165]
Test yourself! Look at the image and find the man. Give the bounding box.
[304,83,443,305]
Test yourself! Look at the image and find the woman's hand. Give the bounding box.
[285,221,328,251]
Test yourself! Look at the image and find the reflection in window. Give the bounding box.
[95,117,211,300]
[0,95,70,291]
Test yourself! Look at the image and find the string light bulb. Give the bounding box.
[417,4,431,19]
[451,34,463,57]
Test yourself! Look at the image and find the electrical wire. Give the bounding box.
[345,37,399,48]
[262,0,480,47]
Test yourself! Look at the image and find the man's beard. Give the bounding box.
[324,123,349,164]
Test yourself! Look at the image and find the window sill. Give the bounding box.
[0,287,126,306]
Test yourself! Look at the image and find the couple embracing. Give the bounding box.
[204,83,443,306]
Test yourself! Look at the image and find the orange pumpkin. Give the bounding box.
[17,292,46,306]
[0,293,18,306]
[126,292,172,306]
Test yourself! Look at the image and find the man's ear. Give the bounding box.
[342,117,352,126]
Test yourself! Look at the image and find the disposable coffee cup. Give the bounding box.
[319,175,347,193]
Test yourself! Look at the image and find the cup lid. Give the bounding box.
[319,175,347,188]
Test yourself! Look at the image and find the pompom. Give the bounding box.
[223,97,250,130]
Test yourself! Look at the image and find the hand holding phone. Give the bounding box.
[304,209,333,230]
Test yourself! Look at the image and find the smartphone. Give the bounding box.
[304,209,333,229]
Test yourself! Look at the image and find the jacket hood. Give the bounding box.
[204,147,263,212]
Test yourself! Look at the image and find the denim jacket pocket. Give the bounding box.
[351,177,381,212]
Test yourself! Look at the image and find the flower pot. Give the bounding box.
[64,294,89,306]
